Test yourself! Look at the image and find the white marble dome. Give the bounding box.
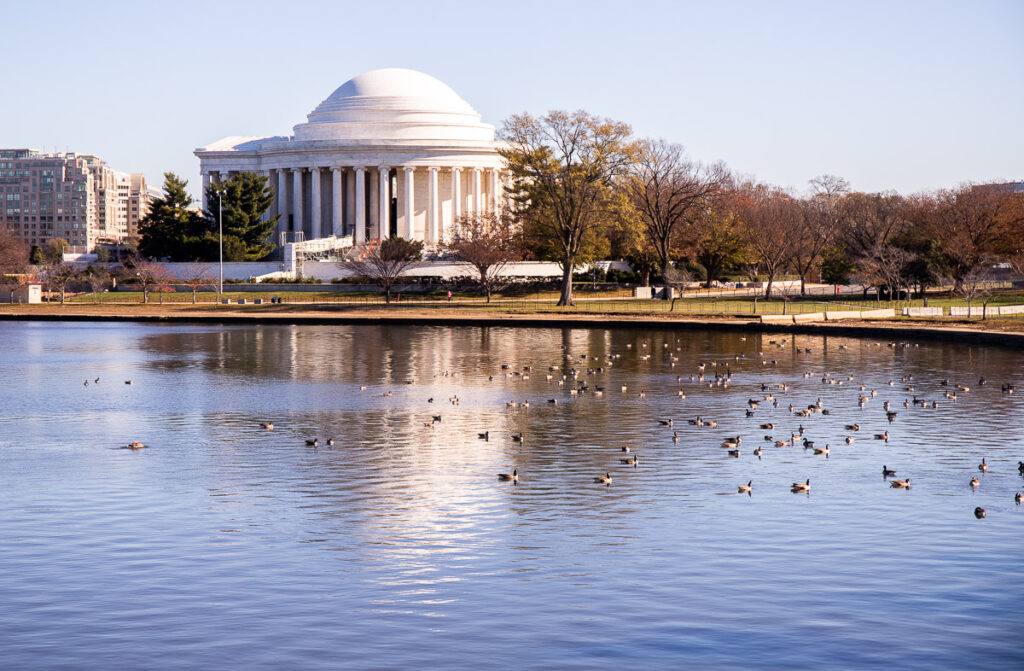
[293,68,495,143]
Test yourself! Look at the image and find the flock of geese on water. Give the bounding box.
[109,335,1024,517]
[483,336,1023,519]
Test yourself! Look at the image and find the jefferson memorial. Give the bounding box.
[194,68,505,249]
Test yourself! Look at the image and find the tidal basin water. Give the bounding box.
[1,321,1023,669]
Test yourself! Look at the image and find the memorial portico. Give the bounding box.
[195,69,505,250]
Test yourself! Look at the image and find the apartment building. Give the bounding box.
[0,149,149,252]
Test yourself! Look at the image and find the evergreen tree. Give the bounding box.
[204,172,279,261]
[138,173,207,260]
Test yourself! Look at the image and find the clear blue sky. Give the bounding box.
[3,0,1021,198]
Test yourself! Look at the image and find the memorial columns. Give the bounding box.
[428,167,439,245]
[354,167,366,244]
[310,167,322,239]
[292,168,304,236]
[472,167,481,214]
[332,168,343,237]
[378,167,390,240]
[404,167,415,239]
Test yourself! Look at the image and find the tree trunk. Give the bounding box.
[799,274,807,296]
[143,288,148,304]
[192,290,197,304]
[384,285,392,304]
[764,275,774,299]
[558,264,573,306]
[61,288,65,305]
[485,286,492,303]
[641,268,650,287]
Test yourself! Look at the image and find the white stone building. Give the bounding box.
[194,68,505,250]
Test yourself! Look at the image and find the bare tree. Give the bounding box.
[81,265,111,302]
[627,139,727,288]
[790,176,847,294]
[1009,251,1024,279]
[449,212,523,302]
[734,183,796,299]
[500,110,637,306]
[868,245,915,302]
[951,265,995,317]
[0,225,31,301]
[836,192,908,261]
[180,263,215,304]
[340,237,424,303]
[0,225,29,275]
[664,266,693,311]
[44,262,78,305]
[153,266,176,305]
[129,259,169,304]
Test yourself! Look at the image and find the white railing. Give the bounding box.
[282,235,355,275]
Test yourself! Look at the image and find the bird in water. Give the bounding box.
[889,478,911,489]
[753,446,763,458]
[978,458,988,473]
[621,446,631,452]
[882,465,896,477]
[498,468,518,483]
[478,431,490,441]
[1015,492,1023,505]
[594,472,613,485]
[970,477,980,489]
[124,440,147,450]
[326,438,335,446]
[975,507,987,519]
[305,438,319,447]
[260,422,274,431]
[511,432,524,443]
[620,454,639,467]
[874,431,889,442]
[738,480,752,494]
[791,479,810,493]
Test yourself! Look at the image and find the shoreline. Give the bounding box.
[3,304,1024,348]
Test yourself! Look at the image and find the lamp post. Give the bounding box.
[217,188,224,299]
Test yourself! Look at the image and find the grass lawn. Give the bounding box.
[56,287,1024,322]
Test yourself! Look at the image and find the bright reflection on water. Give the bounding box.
[1,322,1023,669]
